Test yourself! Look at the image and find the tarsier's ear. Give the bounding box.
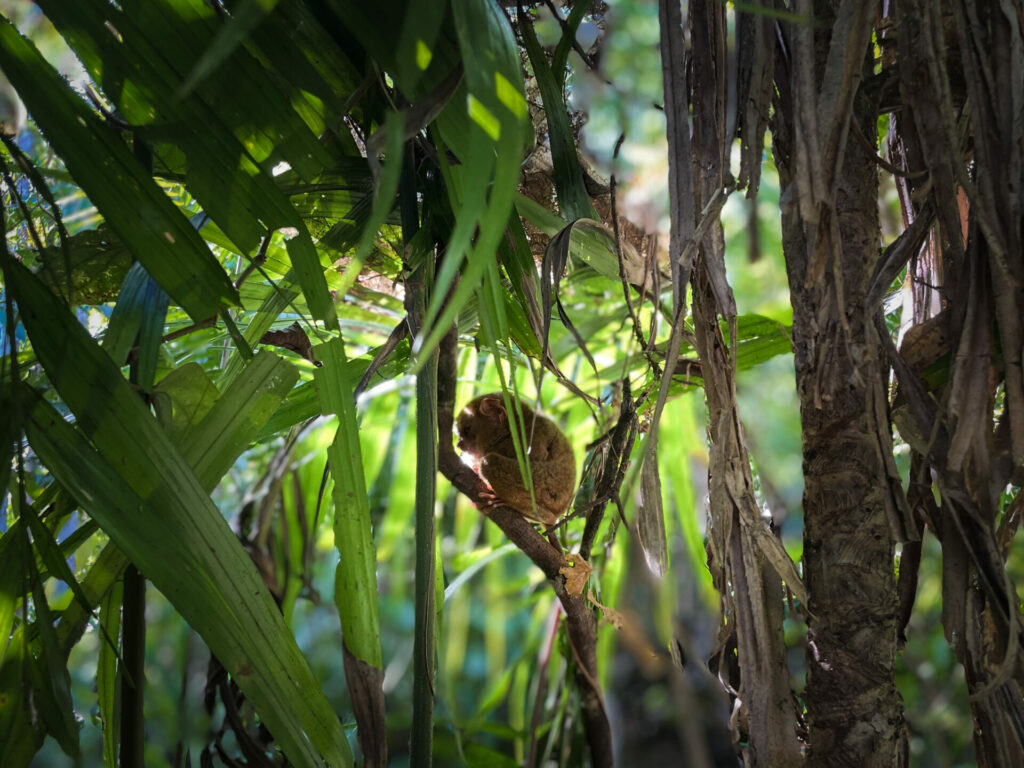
[478,395,506,423]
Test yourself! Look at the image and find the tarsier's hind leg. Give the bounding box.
[480,452,560,526]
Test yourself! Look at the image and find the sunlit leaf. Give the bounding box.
[418,0,530,360]
[0,17,238,321]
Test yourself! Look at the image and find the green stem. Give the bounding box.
[405,140,438,765]
[411,321,438,765]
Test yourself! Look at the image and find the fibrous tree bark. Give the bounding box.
[661,0,1024,764]
[883,1,1024,764]
[661,1,806,765]
[769,2,910,765]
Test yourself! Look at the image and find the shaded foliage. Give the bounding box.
[1,1,1022,767]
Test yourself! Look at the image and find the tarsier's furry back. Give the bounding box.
[455,394,576,526]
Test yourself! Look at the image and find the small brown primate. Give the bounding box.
[455,393,576,527]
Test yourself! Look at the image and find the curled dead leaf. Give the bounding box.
[559,554,593,597]
[260,321,321,366]
[587,591,624,630]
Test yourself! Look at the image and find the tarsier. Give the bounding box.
[455,393,576,527]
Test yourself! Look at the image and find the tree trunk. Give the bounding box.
[771,5,906,764]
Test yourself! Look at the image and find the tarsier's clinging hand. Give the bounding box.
[455,393,576,527]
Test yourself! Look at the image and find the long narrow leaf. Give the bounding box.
[25,532,77,757]
[0,633,36,766]
[101,263,155,368]
[519,7,596,222]
[4,258,352,768]
[97,580,123,768]
[638,444,669,578]
[394,0,450,91]
[0,18,237,321]
[0,525,22,666]
[179,0,280,97]
[418,0,529,359]
[181,350,299,488]
[42,349,296,669]
[315,337,385,764]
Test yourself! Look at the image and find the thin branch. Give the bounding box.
[578,379,639,560]
[540,0,597,69]
[436,326,612,768]
[850,115,927,179]
[355,319,408,399]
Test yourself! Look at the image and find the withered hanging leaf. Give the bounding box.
[541,220,602,374]
[899,312,951,382]
[560,554,594,597]
[587,590,624,630]
[638,451,668,578]
[341,623,386,766]
[260,322,321,366]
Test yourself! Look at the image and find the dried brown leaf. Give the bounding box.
[560,554,593,597]
[587,590,624,631]
[638,451,668,578]
[260,321,320,366]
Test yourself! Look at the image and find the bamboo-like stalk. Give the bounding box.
[403,144,439,765]
[121,207,156,768]
[408,262,438,765]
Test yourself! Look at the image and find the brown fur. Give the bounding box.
[455,393,576,526]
